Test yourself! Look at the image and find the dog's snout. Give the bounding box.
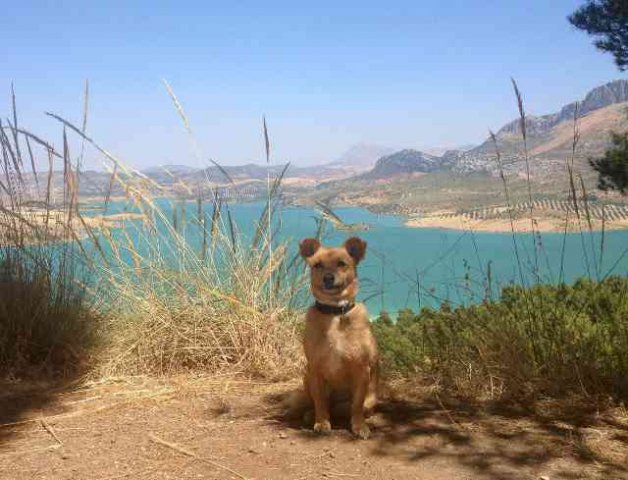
[323,273,335,288]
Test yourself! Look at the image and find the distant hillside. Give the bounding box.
[420,144,476,156]
[142,162,357,186]
[456,79,628,174]
[139,163,276,185]
[327,81,628,185]
[305,79,628,216]
[359,149,445,180]
[497,79,628,137]
[141,165,199,176]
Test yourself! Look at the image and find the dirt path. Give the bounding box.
[1,377,627,480]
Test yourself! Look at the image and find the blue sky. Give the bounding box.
[2,0,626,169]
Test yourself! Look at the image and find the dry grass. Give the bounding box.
[0,84,100,378]
[1,83,308,380]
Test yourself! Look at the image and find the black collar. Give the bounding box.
[314,301,356,316]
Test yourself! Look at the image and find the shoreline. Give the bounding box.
[296,196,628,233]
[39,195,628,234]
[405,214,628,233]
[0,210,145,246]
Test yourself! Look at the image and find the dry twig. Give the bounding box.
[148,433,248,480]
[39,417,63,445]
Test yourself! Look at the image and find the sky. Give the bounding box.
[1,0,626,170]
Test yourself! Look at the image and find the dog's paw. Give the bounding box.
[313,420,331,434]
[351,421,370,440]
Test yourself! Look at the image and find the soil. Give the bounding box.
[1,376,627,480]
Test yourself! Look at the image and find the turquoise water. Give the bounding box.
[88,200,628,315]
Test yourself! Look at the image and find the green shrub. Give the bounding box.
[373,276,628,400]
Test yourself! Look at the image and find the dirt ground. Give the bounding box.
[1,376,627,480]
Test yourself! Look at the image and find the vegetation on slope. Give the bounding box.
[374,277,628,401]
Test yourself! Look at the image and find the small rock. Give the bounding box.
[278,432,288,439]
[248,447,260,454]
[328,451,336,458]
[539,476,550,480]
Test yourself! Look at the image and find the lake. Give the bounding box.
[89,199,628,315]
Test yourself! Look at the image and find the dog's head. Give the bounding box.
[299,236,367,305]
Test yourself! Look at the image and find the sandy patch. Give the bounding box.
[0,209,144,245]
[406,213,628,233]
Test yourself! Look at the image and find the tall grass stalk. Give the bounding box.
[511,78,539,277]
[263,116,273,308]
[0,91,98,378]
[1,86,310,380]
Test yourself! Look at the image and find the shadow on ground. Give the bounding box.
[0,378,84,448]
[0,266,97,448]
[266,386,628,480]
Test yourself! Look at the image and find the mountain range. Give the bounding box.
[302,79,628,214]
[198,79,628,184]
[358,150,444,180]
[106,78,628,191]
[496,79,628,137]
[337,79,628,181]
[453,79,628,176]
[11,79,628,205]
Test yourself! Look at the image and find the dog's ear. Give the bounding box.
[344,237,367,264]
[299,238,320,259]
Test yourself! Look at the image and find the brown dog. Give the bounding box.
[299,236,379,439]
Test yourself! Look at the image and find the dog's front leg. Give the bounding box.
[308,371,331,434]
[350,365,371,439]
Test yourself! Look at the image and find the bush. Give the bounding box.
[0,96,101,378]
[0,254,97,377]
[373,277,628,401]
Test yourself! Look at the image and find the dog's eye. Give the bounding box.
[337,260,347,267]
[313,262,323,269]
